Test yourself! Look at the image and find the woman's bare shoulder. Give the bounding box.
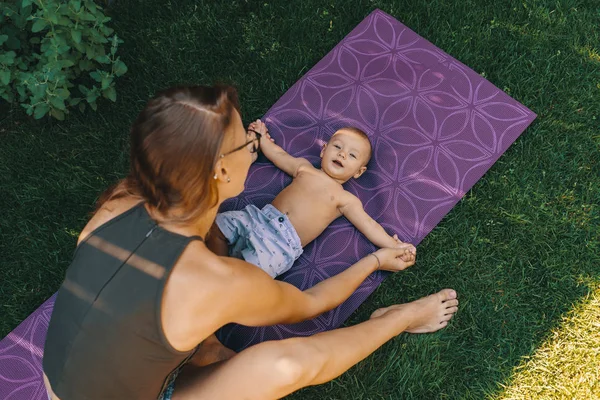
[162,243,270,350]
[78,197,141,245]
[172,242,268,295]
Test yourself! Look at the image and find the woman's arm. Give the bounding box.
[224,247,413,327]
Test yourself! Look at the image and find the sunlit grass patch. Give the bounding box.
[495,283,600,400]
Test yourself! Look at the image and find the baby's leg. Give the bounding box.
[206,223,230,257]
[212,207,262,261]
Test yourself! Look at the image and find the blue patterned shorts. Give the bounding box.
[215,204,303,277]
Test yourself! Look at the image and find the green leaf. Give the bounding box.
[95,55,110,64]
[21,3,33,17]
[23,103,34,116]
[1,90,14,102]
[30,83,45,99]
[85,44,95,59]
[0,35,8,46]
[0,70,11,85]
[4,30,22,50]
[22,0,32,8]
[58,16,71,26]
[47,11,59,25]
[103,86,116,102]
[89,101,97,111]
[31,19,48,33]
[90,71,101,82]
[71,0,81,12]
[79,12,95,22]
[68,97,81,106]
[78,84,89,94]
[40,39,51,53]
[101,76,112,90]
[0,51,16,65]
[86,92,98,104]
[50,108,65,120]
[113,60,127,77]
[79,59,94,71]
[57,88,71,99]
[71,30,82,44]
[78,102,85,113]
[72,40,85,53]
[34,102,50,119]
[43,47,57,59]
[60,59,75,68]
[50,95,66,110]
[57,45,71,55]
[17,85,26,100]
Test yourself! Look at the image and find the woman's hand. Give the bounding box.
[392,234,417,262]
[372,246,416,272]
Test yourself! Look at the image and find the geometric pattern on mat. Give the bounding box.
[216,9,536,351]
[0,9,535,398]
[0,295,55,400]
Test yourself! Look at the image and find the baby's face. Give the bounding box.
[320,130,370,182]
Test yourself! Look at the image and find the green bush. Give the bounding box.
[0,0,127,120]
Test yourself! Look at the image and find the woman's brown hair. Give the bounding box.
[96,85,240,223]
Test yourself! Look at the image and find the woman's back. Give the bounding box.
[43,202,202,399]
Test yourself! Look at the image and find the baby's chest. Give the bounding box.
[294,178,343,207]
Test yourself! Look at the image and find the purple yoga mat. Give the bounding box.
[217,9,536,351]
[0,9,535,398]
[0,295,55,400]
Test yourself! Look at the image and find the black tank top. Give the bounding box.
[43,202,203,399]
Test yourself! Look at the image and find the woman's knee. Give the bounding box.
[263,338,328,389]
[272,353,306,387]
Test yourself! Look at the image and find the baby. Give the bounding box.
[212,120,416,278]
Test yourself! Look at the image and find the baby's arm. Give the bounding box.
[251,120,311,177]
[339,194,416,254]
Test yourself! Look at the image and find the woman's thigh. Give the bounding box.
[171,338,324,400]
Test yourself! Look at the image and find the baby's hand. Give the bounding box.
[249,119,275,150]
[249,119,270,137]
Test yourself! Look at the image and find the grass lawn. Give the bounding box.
[1,0,599,398]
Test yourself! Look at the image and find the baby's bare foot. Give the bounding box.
[370,289,458,334]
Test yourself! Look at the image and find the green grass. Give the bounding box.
[495,286,600,399]
[1,0,599,398]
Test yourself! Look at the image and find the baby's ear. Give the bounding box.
[354,166,367,179]
[320,143,327,157]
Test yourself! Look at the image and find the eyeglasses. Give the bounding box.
[219,129,262,158]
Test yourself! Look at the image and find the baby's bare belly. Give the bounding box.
[271,190,340,247]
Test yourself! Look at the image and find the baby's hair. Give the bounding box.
[336,126,372,164]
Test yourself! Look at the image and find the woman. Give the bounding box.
[42,85,458,400]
